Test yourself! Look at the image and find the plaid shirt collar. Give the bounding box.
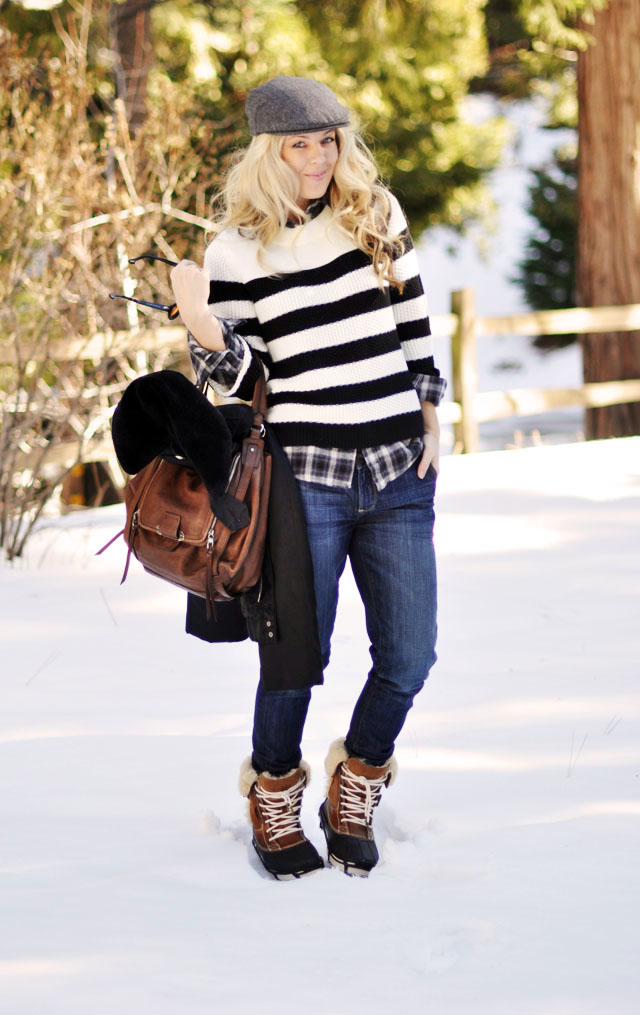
[285,193,330,228]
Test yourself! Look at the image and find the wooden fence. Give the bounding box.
[433,289,640,452]
[4,291,640,484]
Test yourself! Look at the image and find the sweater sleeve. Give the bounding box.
[387,193,447,406]
[187,236,267,400]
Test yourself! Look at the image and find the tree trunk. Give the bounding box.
[577,0,640,438]
[109,0,154,133]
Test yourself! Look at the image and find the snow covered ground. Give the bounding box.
[2,436,639,1014]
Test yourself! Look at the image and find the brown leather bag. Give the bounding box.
[112,373,271,609]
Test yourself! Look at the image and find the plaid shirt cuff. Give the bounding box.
[187,322,253,396]
[412,372,448,406]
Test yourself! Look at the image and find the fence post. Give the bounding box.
[451,287,478,453]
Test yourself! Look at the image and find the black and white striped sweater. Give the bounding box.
[202,192,444,450]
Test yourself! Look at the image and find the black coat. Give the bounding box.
[112,370,323,691]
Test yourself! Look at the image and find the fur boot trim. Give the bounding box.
[383,754,398,787]
[238,756,312,797]
[238,756,259,797]
[324,737,350,778]
[324,737,398,787]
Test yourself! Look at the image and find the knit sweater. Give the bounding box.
[203,192,443,450]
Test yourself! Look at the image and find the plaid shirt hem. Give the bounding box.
[283,439,424,491]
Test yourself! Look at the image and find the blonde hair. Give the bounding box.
[211,126,406,290]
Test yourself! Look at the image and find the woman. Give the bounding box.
[170,75,446,880]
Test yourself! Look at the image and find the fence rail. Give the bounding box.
[431,290,640,451]
[3,290,640,479]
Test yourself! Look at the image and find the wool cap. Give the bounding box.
[246,75,350,136]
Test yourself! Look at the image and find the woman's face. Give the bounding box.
[280,129,339,209]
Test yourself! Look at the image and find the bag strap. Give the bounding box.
[199,360,268,421]
[251,367,268,420]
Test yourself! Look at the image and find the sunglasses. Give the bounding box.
[109,254,179,320]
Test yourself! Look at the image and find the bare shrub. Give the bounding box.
[0,7,238,558]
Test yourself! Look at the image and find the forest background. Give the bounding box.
[1,0,638,556]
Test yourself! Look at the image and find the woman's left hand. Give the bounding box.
[417,401,440,479]
[417,432,439,478]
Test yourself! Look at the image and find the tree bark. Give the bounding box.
[109,0,154,133]
[577,0,640,438]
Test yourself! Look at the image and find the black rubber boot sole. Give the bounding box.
[318,800,379,877]
[251,835,325,881]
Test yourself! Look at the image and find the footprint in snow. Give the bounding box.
[410,920,496,974]
[200,810,250,845]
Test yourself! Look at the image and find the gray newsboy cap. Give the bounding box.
[246,75,350,136]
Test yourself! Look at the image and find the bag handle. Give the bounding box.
[199,360,268,430]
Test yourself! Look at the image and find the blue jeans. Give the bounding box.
[252,456,438,772]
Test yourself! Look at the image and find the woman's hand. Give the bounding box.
[170,260,225,351]
[417,401,440,478]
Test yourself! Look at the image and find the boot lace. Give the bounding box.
[339,767,387,828]
[255,772,306,842]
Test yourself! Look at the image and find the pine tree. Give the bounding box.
[514,154,577,349]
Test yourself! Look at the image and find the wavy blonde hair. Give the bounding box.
[211,126,406,290]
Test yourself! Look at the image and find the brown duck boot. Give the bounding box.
[239,758,324,880]
[319,738,397,877]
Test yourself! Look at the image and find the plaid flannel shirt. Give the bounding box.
[188,325,447,491]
